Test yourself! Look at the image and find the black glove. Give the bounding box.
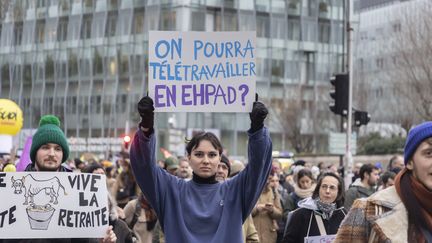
[249,101,268,133]
[137,96,154,132]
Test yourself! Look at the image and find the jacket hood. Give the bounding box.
[351,178,363,187]
[297,197,318,211]
[350,178,376,196]
[298,197,346,213]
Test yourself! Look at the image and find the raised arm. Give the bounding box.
[130,96,175,224]
[230,98,273,221]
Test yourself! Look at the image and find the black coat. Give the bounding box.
[282,207,346,243]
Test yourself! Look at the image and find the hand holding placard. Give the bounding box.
[138,96,155,135]
[249,93,268,133]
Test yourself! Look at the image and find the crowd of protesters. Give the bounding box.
[1,97,431,242]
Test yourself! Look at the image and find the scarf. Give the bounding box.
[395,168,432,242]
[314,198,337,220]
[294,183,316,199]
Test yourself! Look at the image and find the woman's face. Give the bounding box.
[298,175,313,189]
[319,176,339,204]
[188,140,221,178]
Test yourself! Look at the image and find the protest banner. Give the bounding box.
[0,172,108,239]
[148,31,256,112]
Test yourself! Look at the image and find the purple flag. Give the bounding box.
[16,136,32,171]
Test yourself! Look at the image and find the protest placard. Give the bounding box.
[0,172,108,239]
[148,31,256,112]
[304,234,336,243]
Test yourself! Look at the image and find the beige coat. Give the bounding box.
[252,187,282,243]
[124,199,155,243]
[243,215,260,243]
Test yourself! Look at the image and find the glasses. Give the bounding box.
[320,184,338,192]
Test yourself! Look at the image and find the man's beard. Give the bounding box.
[179,171,189,178]
[36,160,60,171]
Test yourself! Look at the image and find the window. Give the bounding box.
[271,15,286,39]
[68,53,78,77]
[81,15,92,39]
[14,22,24,45]
[57,17,68,41]
[376,58,384,69]
[133,9,145,34]
[191,12,205,31]
[67,15,82,41]
[318,21,330,43]
[36,20,46,43]
[288,18,300,41]
[223,11,238,31]
[106,12,118,37]
[45,18,58,43]
[392,22,401,33]
[160,10,176,31]
[117,9,132,36]
[256,14,270,38]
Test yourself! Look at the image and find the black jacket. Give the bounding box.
[282,198,346,243]
[24,163,72,172]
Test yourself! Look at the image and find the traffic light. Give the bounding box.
[123,135,131,149]
[329,73,349,116]
[354,111,371,127]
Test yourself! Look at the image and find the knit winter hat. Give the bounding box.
[220,154,231,176]
[30,115,69,163]
[404,121,432,164]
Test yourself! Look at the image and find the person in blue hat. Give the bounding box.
[335,121,432,242]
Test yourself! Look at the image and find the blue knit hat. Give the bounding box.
[404,121,432,164]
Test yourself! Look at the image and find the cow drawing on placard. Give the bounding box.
[11,175,67,205]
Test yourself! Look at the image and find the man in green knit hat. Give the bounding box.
[26,115,72,172]
[1,115,119,243]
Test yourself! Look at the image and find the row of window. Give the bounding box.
[0,7,343,46]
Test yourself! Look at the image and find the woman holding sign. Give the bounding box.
[282,172,346,243]
[130,95,272,243]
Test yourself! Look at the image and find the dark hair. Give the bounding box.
[185,132,223,156]
[293,160,306,166]
[360,163,379,180]
[296,168,314,183]
[387,155,402,171]
[381,171,396,185]
[312,172,345,208]
[83,162,104,174]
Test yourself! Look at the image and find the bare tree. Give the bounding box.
[270,87,314,154]
[386,1,432,127]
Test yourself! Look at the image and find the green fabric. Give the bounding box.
[30,115,69,163]
[165,156,179,169]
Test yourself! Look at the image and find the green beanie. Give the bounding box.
[30,115,69,163]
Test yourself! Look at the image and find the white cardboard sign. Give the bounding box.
[148,31,256,112]
[0,172,108,239]
[304,234,336,243]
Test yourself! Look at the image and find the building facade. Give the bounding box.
[353,0,429,129]
[0,0,345,157]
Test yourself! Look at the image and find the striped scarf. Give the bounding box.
[395,168,432,242]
